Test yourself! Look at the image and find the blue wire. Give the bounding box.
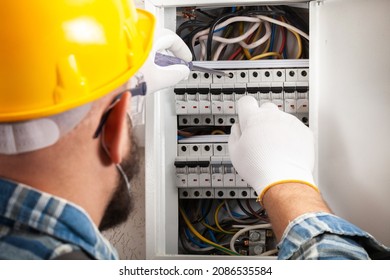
[213,27,226,33]
[204,216,217,243]
[202,206,217,243]
[231,210,244,218]
[269,22,277,53]
[184,228,207,248]
[283,42,288,59]
[231,7,237,13]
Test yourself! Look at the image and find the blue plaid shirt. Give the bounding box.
[0,178,118,260]
[278,212,390,260]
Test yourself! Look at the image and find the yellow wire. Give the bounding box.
[261,38,271,54]
[291,29,302,59]
[179,208,239,255]
[238,53,245,60]
[211,129,225,135]
[214,201,237,235]
[201,220,222,233]
[250,52,282,60]
[239,22,263,60]
[281,16,302,59]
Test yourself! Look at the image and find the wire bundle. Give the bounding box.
[179,199,274,256]
[177,6,309,61]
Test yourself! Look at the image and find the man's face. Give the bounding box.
[98,123,140,231]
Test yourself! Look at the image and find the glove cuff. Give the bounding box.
[256,180,319,206]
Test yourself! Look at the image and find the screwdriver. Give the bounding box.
[154,52,229,77]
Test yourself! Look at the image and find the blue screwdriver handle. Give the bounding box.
[154,52,193,69]
[154,52,227,77]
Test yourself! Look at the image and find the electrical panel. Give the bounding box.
[175,61,308,256]
[144,0,313,259]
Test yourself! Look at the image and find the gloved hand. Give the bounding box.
[137,28,192,95]
[228,96,318,204]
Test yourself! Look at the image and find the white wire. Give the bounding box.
[212,43,227,61]
[238,21,272,49]
[192,16,263,58]
[199,40,207,61]
[198,22,260,45]
[203,22,260,60]
[229,223,272,253]
[212,21,272,60]
[193,14,308,61]
[198,22,260,59]
[256,15,309,40]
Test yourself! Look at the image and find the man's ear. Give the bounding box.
[103,91,130,164]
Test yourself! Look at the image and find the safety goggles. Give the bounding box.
[93,74,147,138]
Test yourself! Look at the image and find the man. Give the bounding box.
[229,96,390,259]
[1,0,388,261]
[0,0,190,259]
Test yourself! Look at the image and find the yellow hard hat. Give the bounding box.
[0,0,155,122]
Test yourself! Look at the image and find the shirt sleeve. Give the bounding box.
[277,212,390,260]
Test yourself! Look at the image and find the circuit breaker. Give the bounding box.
[175,64,309,202]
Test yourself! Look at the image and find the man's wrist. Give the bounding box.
[262,183,331,240]
[257,180,319,205]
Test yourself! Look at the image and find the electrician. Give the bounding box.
[0,0,190,259]
[229,96,390,259]
[0,0,388,261]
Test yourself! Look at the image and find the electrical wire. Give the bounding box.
[192,199,212,224]
[224,200,259,224]
[250,52,282,60]
[256,15,309,40]
[229,224,272,253]
[290,28,302,59]
[245,199,269,222]
[278,18,287,56]
[192,16,260,59]
[182,6,308,61]
[206,13,237,60]
[202,206,218,243]
[236,199,258,218]
[212,20,271,61]
[184,227,207,248]
[214,201,237,235]
[195,9,217,19]
[200,220,222,233]
[180,207,240,256]
[211,129,225,135]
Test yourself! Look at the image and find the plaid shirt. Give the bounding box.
[0,178,118,260]
[278,212,390,260]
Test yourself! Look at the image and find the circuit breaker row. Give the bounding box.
[183,68,309,85]
[175,156,247,188]
[178,115,238,126]
[179,187,257,199]
[174,82,309,116]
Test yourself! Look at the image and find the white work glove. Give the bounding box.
[137,28,192,95]
[228,96,318,203]
[130,29,191,145]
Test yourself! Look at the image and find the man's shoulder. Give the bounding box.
[0,227,85,260]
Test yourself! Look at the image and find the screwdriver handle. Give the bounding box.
[154,52,193,69]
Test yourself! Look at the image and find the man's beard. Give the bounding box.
[99,133,140,231]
